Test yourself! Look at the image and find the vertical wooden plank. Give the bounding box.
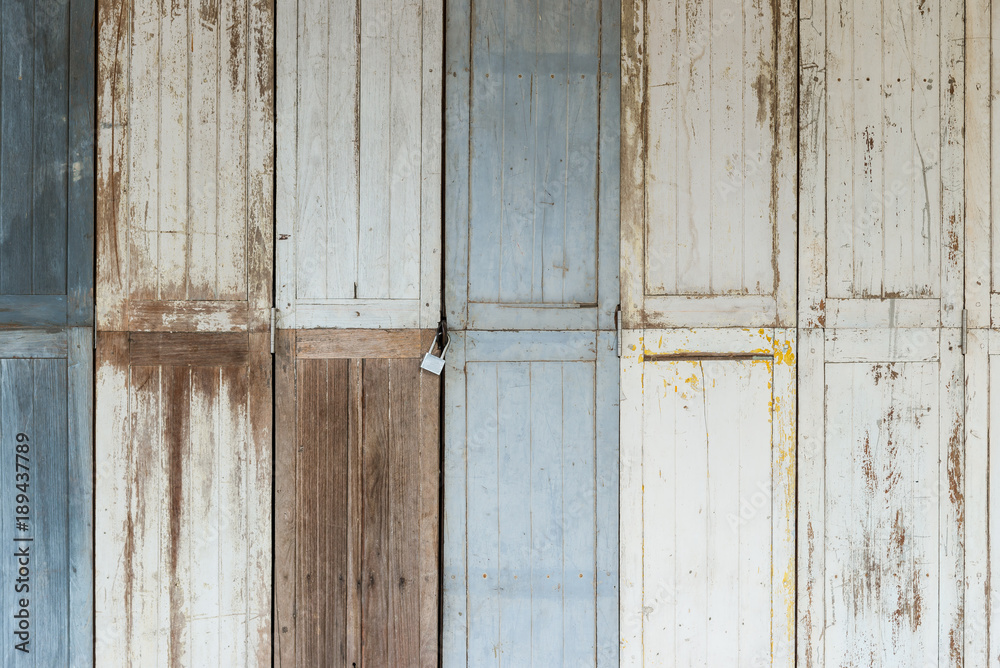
[444,0,472,326]
[596,0,621,331]
[496,363,532,665]
[772,329,797,665]
[188,0,220,300]
[938,329,965,666]
[156,0,189,299]
[295,0,332,302]
[358,0,392,299]
[466,0,504,307]
[245,355,273,666]
[33,0,70,295]
[1,0,34,295]
[799,0,827,325]
[68,0,97,324]
[161,366,191,666]
[442,334,468,664]
[388,0,422,300]
[464,361,500,666]
[620,0,645,327]
[965,330,988,666]
[94,333,129,662]
[562,361,598,665]
[275,331,297,667]
[797,328,825,667]
[594,331,619,664]
[347,358,363,667]
[966,0,991,326]
[389,359,421,664]
[939,0,964,324]
[419,0,444,327]
[362,359,391,666]
[296,359,322,668]
[189,366,220,667]
[67,328,94,664]
[418,362,441,667]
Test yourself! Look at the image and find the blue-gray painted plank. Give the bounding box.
[1,0,35,296]
[444,335,618,667]
[32,358,70,666]
[68,0,96,324]
[596,0,620,331]
[444,0,472,327]
[594,331,619,664]
[0,296,68,327]
[67,328,93,665]
[32,0,70,296]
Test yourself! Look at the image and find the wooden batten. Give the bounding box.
[95,0,274,664]
[274,330,440,667]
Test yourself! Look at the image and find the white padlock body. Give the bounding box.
[421,353,445,375]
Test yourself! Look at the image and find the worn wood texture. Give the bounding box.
[0,329,93,667]
[274,329,440,667]
[796,329,964,666]
[275,0,442,330]
[442,330,619,666]
[619,329,795,665]
[799,0,964,329]
[445,0,620,332]
[97,0,274,333]
[621,0,796,329]
[94,332,272,666]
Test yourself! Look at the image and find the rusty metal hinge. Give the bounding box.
[962,309,968,355]
[270,307,276,355]
[615,304,622,358]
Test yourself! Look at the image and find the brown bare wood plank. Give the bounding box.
[362,358,391,667]
[389,359,421,666]
[246,354,273,665]
[418,370,440,667]
[274,331,296,667]
[129,332,249,366]
[297,358,322,668]
[328,359,350,664]
[161,365,191,665]
[295,329,437,359]
[347,359,364,666]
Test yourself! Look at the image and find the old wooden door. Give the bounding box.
[798,0,966,662]
[620,330,796,664]
[95,0,274,664]
[273,0,443,664]
[443,0,620,662]
[0,0,94,664]
[274,331,440,667]
[619,0,796,663]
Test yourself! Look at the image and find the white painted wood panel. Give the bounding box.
[276,0,442,329]
[620,328,795,665]
[797,328,964,666]
[799,0,964,328]
[621,0,796,328]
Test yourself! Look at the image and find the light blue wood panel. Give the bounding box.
[0,328,93,667]
[443,331,618,666]
[446,0,618,330]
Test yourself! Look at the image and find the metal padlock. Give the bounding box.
[420,332,449,375]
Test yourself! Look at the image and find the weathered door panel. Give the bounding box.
[621,0,796,329]
[445,0,620,331]
[275,0,442,330]
[95,332,272,665]
[274,330,440,667]
[619,329,795,665]
[0,329,93,666]
[97,0,274,333]
[442,331,619,666]
[96,0,274,662]
[797,328,964,666]
[799,0,964,328]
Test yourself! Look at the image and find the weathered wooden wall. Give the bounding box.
[443,0,620,662]
[95,0,273,663]
[0,0,94,663]
[275,0,442,330]
[798,0,966,662]
[274,330,440,667]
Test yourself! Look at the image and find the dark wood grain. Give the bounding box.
[362,358,391,667]
[274,330,297,667]
[129,332,249,366]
